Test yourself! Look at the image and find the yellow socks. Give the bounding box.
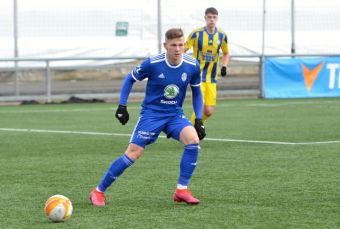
[190,113,209,123]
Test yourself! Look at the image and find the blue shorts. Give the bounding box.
[130,113,192,148]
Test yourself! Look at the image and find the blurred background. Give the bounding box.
[0,0,339,102]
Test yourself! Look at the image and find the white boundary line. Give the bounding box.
[1,100,340,114]
[1,128,340,145]
[0,108,114,113]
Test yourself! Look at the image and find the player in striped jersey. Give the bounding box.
[90,28,206,206]
[185,7,230,124]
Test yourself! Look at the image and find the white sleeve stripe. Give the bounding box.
[150,53,165,62]
[190,83,201,87]
[150,58,165,64]
[130,71,140,81]
[183,59,196,66]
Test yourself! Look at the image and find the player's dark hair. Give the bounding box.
[205,7,218,15]
[165,28,184,40]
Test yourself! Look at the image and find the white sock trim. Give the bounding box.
[177,184,188,190]
[96,187,104,193]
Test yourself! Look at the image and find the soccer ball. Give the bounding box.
[44,194,73,222]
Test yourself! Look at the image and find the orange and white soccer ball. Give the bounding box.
[44,194,73,222]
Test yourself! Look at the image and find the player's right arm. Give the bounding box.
[115,59,150,125]
[184,30,196,53]
[115,74,135,125]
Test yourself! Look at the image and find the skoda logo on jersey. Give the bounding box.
[164,84,179,99]
[181,73,187,82]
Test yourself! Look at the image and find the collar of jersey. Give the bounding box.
[204,26,217,35]
[165,52,183,68]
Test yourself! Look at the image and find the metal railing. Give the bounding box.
[0,56,145,102]
[1,54,339,102]
[0,55,262,102]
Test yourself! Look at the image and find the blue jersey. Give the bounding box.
[130,53,201,116]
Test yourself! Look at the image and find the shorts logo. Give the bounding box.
[302,62,324,91]
[137,130,155,139]
[181,73,187,82]
[164,84,179,99]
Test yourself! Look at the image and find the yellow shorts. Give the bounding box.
[201,82,216,106]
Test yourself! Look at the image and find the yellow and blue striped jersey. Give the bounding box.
[185,27,229,83]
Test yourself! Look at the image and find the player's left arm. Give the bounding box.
[190,62,203,119]
[190,64,206,140]
[221,33,230,77]
[191,85,203,120]
[191,84,206,140]
[222,52,230,67]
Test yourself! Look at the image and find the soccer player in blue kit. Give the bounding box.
[90,28,206,206]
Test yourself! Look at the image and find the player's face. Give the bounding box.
[164,36,185,65]
[205,13,218,29]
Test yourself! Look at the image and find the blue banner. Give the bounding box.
[264,57,340,98]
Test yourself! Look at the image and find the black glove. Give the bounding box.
[115,105,129,125]
[221,66,227,77]
[194,118,206,140]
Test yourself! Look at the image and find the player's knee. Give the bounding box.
[179,126,200,145]
[204,109,213,117]
[187,135,200,145]
[125,144,144,161]
[125,150,143,161]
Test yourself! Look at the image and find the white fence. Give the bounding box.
[1,0,340,102]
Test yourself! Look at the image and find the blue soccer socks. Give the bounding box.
[98,145,199,192]
[178,144,199,187]
[98,154,134,192]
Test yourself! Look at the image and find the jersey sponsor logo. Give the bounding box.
[181,73,187,82]
[199,51,217,62]
[160,100,177,105]
[164,84,179,99]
